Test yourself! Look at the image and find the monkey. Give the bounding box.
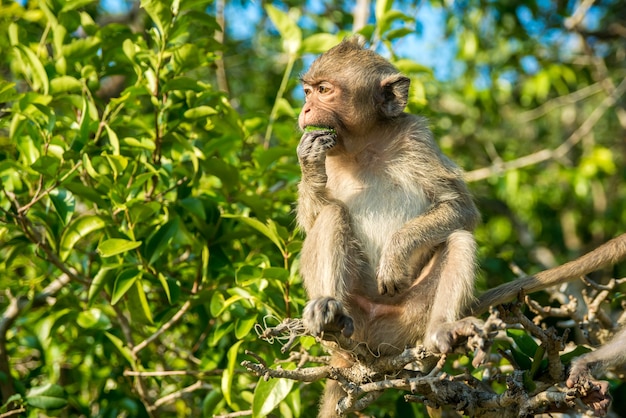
[296,36,480,416]
[294,36,626,416]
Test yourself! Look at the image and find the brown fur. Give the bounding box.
[296,37,479,416]
[296,37,626,416]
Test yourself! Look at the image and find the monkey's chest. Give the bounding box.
[332,178,429,266]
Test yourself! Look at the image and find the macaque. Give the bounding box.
[296,36,480,416]
[295,36,626,416]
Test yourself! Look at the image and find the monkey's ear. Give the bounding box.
[379,74,410,118]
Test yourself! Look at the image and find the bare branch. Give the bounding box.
[466,77,626,182]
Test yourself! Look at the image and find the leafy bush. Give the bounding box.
[1,1,625,417]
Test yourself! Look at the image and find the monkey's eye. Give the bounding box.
[304,87,312,96]
[318,85,331,94]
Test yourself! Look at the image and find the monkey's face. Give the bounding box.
[298,80,347,133]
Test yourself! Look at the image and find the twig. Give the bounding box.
[123,369,223,377]
[214,411,252,418]
[466,77,626,182]
[565,0,596,30]
[152,381,210,409]
[0,407,27,418]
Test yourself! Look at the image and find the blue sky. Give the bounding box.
[97,0,460,80]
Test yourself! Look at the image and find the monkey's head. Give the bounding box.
[299,36,410,137]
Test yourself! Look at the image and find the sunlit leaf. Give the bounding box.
[252,376,294,418]
[141,0,172,36]
[127,281,154,324]
[221,340,244,407]
[77,308,112,330]
[97,238,142,257]
[266,5,301,55]
[59,215,106,261]
[235,313,257,339]
[87,266,117,306]
[105,332,135,366]
[26,384,67,410]
[111,268,142,305]
[49,189,75,225]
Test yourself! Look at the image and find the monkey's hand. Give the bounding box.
[303,297,354,338]
[567,361,611,417]
[376,257,413,296]
[297,130,337,184]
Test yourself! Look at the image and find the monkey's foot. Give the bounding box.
[303,297,354,338]
[425,317,483,354]
[566,363,611,417]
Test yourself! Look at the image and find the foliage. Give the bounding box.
[0,0,624,417]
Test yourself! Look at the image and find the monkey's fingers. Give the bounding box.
[302,297,354,338]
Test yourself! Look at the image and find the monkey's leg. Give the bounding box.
[565,327,626,415]
[300,203,370,338]
[423,230,478,353]
[317,355,353,418]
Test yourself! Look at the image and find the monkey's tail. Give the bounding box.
[470,233,626,316]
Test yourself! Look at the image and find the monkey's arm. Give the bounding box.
[377,184,479,295]
[470,233,626,316]
[296,130,337,232]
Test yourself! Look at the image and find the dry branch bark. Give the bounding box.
[243,293,620,417]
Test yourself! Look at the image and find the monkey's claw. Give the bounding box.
[303,297,354,338]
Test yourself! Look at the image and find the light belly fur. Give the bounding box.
[339,181,429,268]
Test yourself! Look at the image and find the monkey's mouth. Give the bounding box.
[303,125,337,133]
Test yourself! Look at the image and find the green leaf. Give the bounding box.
[49,189,75,225]
[104,154,128,179]
[210,291,226,317]
[50,76,82,94]
[300,33,341,54]
[235,313,258,339]
[145,217,180,265]
[61,0,97,12]
[97,239,142,257]
[222,215,285,254]
[157,273,172,304]
[184,106,218,119]
[0,80,18,102]
[26,384,67,410]
[529,344,546,378]
[252,376,294,418]
[31,155,60,177]
[375,0,393,27]
[15,44,49,95]
[379,10,414,37]
[560,345,592,365]
[127,281,154,325]
[59,215,106,261]
[506,328,539,357]
[104,124,120,155]
[77,308,112,330]
[221,340,244,407]
[265,5,301,56]
[88,266,117,306]
[141,0,172,36]
[105,332,136,366]
[111,268,142,305]
[162,76,203,92]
